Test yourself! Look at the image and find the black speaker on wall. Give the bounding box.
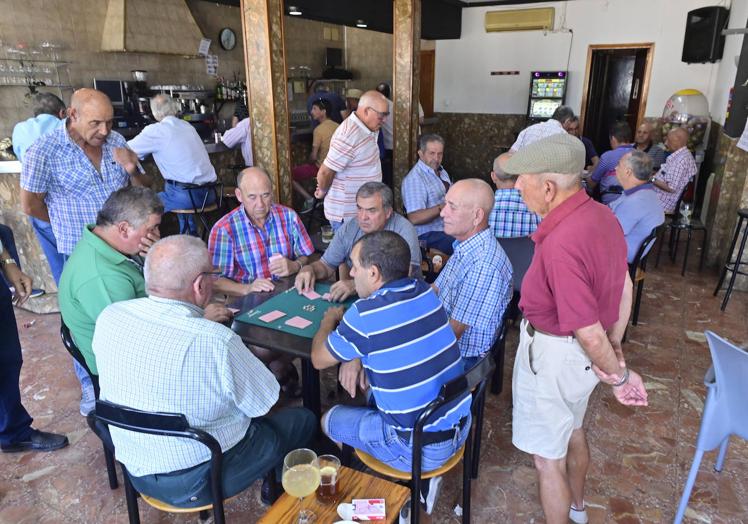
[682,6,730,63]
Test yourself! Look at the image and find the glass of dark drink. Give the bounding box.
[315,454,341,504]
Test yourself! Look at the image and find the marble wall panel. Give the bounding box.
[426,112,528,182]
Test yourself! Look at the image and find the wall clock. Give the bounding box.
[220,28,236,51]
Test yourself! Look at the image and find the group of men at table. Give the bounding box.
[4,86,703,521]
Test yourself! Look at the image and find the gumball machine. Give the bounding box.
[661,89,711,164]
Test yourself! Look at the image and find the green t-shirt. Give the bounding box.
[58,225,146,375]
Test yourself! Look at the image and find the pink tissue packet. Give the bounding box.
[352,498,385,521]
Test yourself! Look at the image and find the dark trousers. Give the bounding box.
[0,224,20,289]
[419,231,455,255]
[382,149,393,190]
[129,407,317,507]
[0,280,34,445]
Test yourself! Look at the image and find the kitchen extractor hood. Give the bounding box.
[101,0,205,56]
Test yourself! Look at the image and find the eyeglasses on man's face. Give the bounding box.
[367,106,389,119]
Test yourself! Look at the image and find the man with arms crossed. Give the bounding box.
[504,133,648,524]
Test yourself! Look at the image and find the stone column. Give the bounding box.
[392,0,421,209]
[239,0,292,205]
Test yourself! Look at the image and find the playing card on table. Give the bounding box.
[259,310,286,322]
[285,316,312,329]
[301,289,322,300]
[227,307,240,314]
[322,293,331,301]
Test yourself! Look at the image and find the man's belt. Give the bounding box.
[395,415,469,445]
[526,323,576,340]
[166,180,204,189]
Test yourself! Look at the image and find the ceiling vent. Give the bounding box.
[485,7,555,33]
[101,0,205,56]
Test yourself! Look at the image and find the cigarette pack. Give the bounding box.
[352,498,386,520]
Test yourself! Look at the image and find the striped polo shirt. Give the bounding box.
[322,112,382,223]
[326,278,471,432]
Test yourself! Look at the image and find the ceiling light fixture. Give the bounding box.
[288,5,302,15]
[356,19,367,28]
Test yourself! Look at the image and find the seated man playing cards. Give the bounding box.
[208,166,314,392]
[311,230,471,516]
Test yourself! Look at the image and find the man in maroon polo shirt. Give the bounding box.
[503,133,648,524]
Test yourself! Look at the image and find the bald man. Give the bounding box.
[651,127,697,213]
[209,167,313,297]
[433,179,513,368]
[634,122,666,171]
[315,90,385,231]
[489,152,541,238]
[20,88,151,416]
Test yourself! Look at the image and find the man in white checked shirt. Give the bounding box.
[93,235,315,508]
[509,106,576,152]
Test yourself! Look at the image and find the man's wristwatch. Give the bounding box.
[1,258,17,267]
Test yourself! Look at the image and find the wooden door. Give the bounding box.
[419,50,435,116]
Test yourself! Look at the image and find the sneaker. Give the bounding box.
[7,287,45,299]
[79,385,96,416]
[399,497,411,524]
[1,429,69,453]
[570,503,589,524]
[419,475,442,515]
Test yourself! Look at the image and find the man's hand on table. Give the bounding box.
[294,266,316,294]
[138,229,161,257]
[269,256,301,278]
[247,278,275,294]
[204,303,234,324]
[329,279,356,302]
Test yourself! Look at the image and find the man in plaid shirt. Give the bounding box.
[209,167,313,297]
[19,88,151,416]
[652,128,697,213]
[435,179,513,368]
[489,153,540,238]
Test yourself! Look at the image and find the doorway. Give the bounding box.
[580,43,654,155]
[419,49,435,117]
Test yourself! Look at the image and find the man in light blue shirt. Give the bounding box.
[12,93,66,283]
[588,122,635,205]
[435,179,513,368]
[402,134,455,254]
[128,94,218,235]
[610,150,665,263]
[93,235,315,507]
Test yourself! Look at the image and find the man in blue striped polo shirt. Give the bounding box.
[311,230,472,515]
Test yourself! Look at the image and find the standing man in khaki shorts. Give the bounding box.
[502,133,648,524]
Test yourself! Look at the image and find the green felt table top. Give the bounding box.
[234,282,357,338]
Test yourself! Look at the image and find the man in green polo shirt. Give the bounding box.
[59,186,163,412]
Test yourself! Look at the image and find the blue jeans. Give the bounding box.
[29,218,65,284]
[418,231,456,255]
[159,182,217,236]
[324,405,471,473]
[130,407,316,507]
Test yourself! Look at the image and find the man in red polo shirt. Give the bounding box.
[503,133,648,524]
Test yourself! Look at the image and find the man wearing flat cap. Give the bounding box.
[504,133,648,524]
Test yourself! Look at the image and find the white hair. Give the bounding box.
[144,235,209,292]
[150,94,179,121]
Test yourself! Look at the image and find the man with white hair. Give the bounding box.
[315,90,386,231]
[433,179,513,368]
[128,94,218,235]
[651,127,697,213]
[92,235,316,508]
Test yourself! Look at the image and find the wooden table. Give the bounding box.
[258,466,410,524]
[230,277,323,417]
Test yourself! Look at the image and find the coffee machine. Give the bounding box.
[92,78,153,138]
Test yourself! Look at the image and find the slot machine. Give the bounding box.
[526,71,568,124]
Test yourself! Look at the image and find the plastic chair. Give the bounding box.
[497,236,534,322]
[655,180,706,276]
[627,224,664,326]
[346,355,495,524]
[674,331,748,524]
[60,320,118,490]
[90,400,227,524]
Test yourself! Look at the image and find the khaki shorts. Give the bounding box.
[511,319,600,459]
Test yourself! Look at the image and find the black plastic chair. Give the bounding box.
[60,320,118,490]
[627,224,664,326]
[90,400,226,524]
[497,236,535,322]
[654,180,706,275]
[345,355,495,524]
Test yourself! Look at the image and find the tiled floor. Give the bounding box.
[1,256,746,523]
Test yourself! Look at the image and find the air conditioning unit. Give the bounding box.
[485,7,555,33]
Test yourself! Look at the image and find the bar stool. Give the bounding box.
[713,208,748,311]
[171,182,223,241]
